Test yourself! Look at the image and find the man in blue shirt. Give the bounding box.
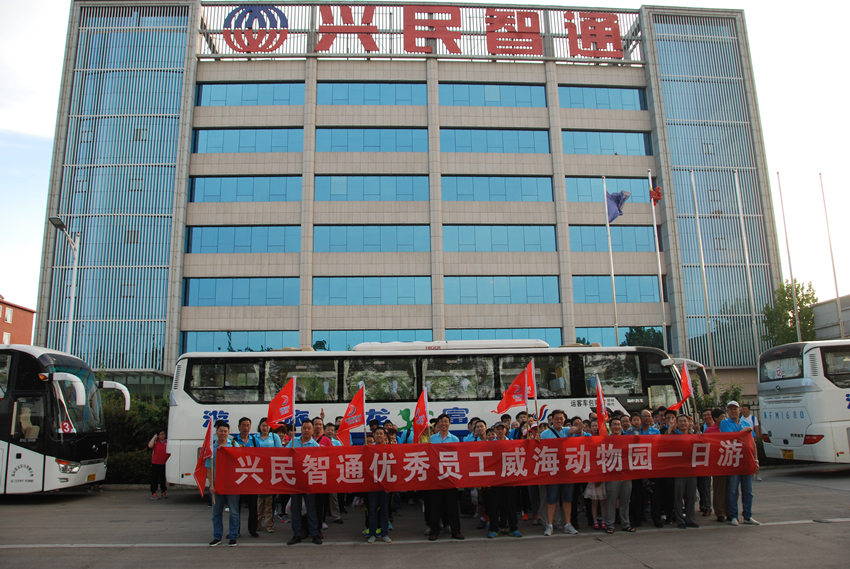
[540,409,580,536]
[288,420,322,545]
[720,401,760,527]
[232,417,260,538]
[207,420,239,547]
[428,413,463,541]
[631,409,660,528]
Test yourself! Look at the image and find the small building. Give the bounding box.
[0,295,35,346]
[813,294,850,341]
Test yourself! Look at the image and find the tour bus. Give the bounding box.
[166,339,707,486]
[0,345,131,493]
[759,340,850,463]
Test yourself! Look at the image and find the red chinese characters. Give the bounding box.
[485,9,543,56]
[316,5,380,52]
[564,11,624,59]
[403,5,462,54]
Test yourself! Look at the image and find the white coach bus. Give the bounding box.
[166,340,706,486]
[759,340,850,463]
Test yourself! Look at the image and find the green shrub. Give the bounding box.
[106,449,152,484]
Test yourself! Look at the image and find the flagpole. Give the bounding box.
[648,169,668,352]
[690,170,717,382]
[819,173,845,339]
[532,358,539,424]
[776,172,801,342]
[733,170,762,364]
[603,176,619,342]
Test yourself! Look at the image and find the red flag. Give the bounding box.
[337,429,352,446]
[668,363,694,412]
[494,367,528,414]
[267,377,296,427]
[412,388,430,444]
[193,419,214,497]
[650,186,663,206]
[525,360,537,401]
[337,386,366,443]
[595,376,608,436]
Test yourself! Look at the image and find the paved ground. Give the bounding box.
[1,463,848,569]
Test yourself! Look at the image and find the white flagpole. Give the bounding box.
[819,173,845,339]
[603,176,619,342]
[776,172,802,342]
[733,170,762,364]
[648,169,668,352]
[690,170,717,382]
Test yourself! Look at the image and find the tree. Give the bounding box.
[620,327,664,349]
[762,279,817,347]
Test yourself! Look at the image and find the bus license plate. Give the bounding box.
[782,450,794,460]
[87,474,96,482]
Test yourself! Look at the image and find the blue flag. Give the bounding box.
[606,191,631,223]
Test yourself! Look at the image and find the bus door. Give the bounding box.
[6,396,46,493]
[0,352,11,493]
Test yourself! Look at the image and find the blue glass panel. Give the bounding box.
[181,331,298,354]
[574,326,663,349]
[193,129,303,153]
[186,226,300,253]
[313,176,429,201]
[569,226,656,252]
[317,83,426,105]
[312,277,431,305]
[197,83,306,107]
[558,87,647,110]
[441,176,552,202]
[315,129,428,152]
[440,130,550,154]
[312,329,432,351]
[565,177,652,203]
[442,226,555,252]
[572,276,660,304]
[444,276,559,304]
[446,328,562,346]
[440,84,546,107]
[562,131,650,156]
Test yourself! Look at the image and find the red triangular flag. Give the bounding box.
[595,376,608,436]
[337,386,366,442]
[193,418,214,497]
[668,363,694,412]
[494,367,528,415]
[267,377,296,428]
[412,388,430,443]
[525,360,537,401]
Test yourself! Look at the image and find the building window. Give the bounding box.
[317,83,426,105]
[446,327,562,346]
[190,177,302,203]
[703,143,715,155]
[439,84,546,107]
[134,128,147,141]
[315,129,428,152]
[569,226,657,253]
[566,177,652,203]
[562,131,652,156]
[185,226,300,254]
[573,275,661,304]
[184,278,300,307]
[441,129,550,154]
[443,226,556,252]
[196,83,305,106]
[314,226,430,253]
[314,176,429,202]
[129,177,143,191]
[313,277,431,306]
[192,129,304,154]
[575,326,664,349]
[708,189,721,202]
[2,332,10,344]
[442,176,552,202]
[714,237,727,250]
[125,230,139,244]
[121,284,135,298]
[444,276,559,305]
[3,308,10,324]
[559,86,647,110]
[312,330,433,351]
[181,331,299,354]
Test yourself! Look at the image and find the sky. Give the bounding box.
[1,0,848,317]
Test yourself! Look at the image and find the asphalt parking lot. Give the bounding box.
[1,463,848,569]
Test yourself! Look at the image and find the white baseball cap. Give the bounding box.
[726,400,740,408]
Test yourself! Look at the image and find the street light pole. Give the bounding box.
[48,216,80,354]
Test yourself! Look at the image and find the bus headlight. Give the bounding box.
[55,459,81,474]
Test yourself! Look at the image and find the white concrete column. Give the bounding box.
[426,58,445,341]
[299,57,318,348]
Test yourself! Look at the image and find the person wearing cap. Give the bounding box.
[485,424,522,538]
[720,401,760,527]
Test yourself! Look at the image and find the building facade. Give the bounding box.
[36,2,781,397]
[0,296,35,346]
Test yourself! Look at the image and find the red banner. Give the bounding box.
[214,433,755,495]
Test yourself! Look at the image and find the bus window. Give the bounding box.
[583,353,642,395]
[186,361,260,403]
[12,353,44,392]
[0,353,10,399]
[13,396,45,449]
[648,384,678,409]
[265,358,338,402]
[498,355,570,398]
[760,356,803,382]
[423,356,494,401]
[343,358,414,402]
[821,348,850,388]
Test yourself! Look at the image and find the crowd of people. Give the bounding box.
[152,401,761,547]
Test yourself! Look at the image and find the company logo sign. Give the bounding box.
[223,5,289,53]
[10,464,35,484]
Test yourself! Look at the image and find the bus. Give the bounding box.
[0,345,131,493]
[166,339,707,486]
[758,340,850,463]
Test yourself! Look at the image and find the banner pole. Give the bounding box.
[603,176,619,341]
[648,169,667,352]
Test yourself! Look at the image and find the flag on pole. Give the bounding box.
[494,367,528,415]
[594,376,608,436]
[337,386,365,446]
[650,186,663,206]
[526,360,537,401]
[668,363,695,412]
[412,388,431,443]
[193,419,215,497]
[267,377,296,428]
[606,190,631,223]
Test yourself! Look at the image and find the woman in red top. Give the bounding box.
[148,430,169,499]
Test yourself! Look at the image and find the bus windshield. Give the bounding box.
[821,347,850,389]
[760,356,803,382]
[50,365,104,433]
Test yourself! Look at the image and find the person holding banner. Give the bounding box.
[366,427,393,543]
[232,417,260,539]
[207,420,239,547]
[540,409,579,536]
[428,414,464,542]
[604,417,635,534]
[721,401,760,527]
[255,417,282,533]
[287,420,322,546]
[670,414,700,529]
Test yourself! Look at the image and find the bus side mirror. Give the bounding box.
[100,381,131,411]
[52,373,86,406]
